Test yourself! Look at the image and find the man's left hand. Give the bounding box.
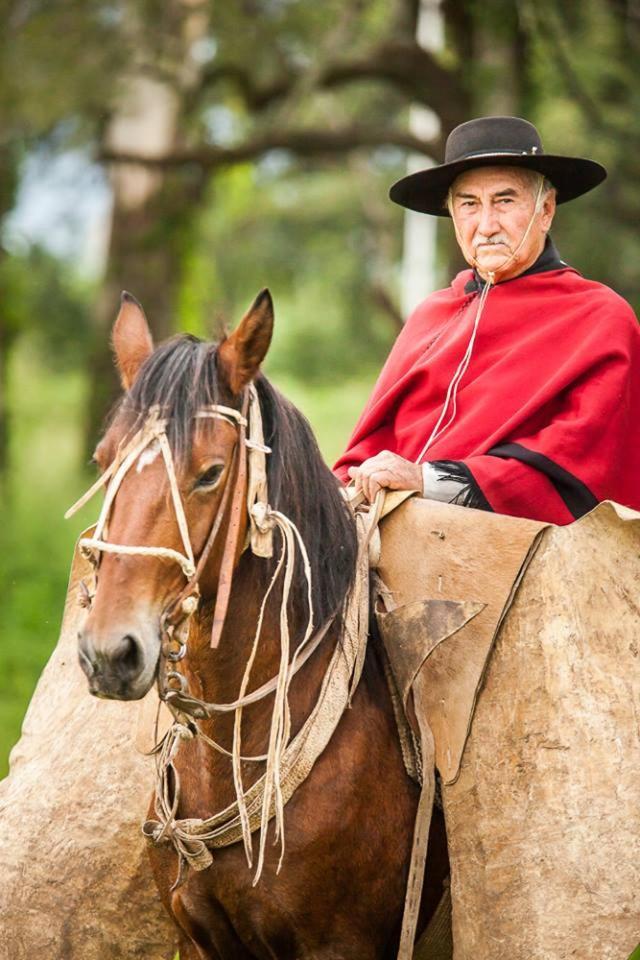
[347,450,423,502]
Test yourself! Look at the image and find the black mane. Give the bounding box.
[117,334,358,629]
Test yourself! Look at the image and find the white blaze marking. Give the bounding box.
[136,440,161,473]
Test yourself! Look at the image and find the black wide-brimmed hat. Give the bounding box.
[390,116,607,216]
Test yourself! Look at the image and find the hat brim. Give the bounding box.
[389,153,607,216]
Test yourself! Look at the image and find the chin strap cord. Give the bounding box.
[415,274,493,463]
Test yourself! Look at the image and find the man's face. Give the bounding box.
[449,166,556,281]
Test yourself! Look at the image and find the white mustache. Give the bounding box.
[473,236,511,251]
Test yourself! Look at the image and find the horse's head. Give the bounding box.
[76,289,273,700]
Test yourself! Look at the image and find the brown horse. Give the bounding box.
[76,290,448,960]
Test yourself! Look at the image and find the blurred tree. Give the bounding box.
[1,0,638,456]
[522,0,640,307]
[85,0,213,441]
[1,248,92,368]
[0,0,126,470]
[87,0,444,442]
[178,159,405,383]
[0,241,93,482]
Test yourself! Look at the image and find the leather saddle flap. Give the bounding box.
[375,498,546,783]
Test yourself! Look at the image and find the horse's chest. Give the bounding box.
[170,865,296,960]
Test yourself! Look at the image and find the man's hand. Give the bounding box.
[347,450,423,502]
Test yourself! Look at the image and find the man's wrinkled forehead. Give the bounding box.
[451,165,537,199]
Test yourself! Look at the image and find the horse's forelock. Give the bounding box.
[114,335,225,464]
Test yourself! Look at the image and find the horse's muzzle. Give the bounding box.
[77,627,158,700]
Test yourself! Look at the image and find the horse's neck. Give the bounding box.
[180,551,338,791]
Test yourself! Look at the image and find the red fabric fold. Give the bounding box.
[333,267,640,524]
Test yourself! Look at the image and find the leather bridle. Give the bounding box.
[66,385,273,700]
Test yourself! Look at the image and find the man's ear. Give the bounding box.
[111,292,154,390]
[217,289,274,395]
[541,189,557,233]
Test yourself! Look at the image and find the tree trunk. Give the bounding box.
[400,0,445,319]
[472,0,528,116]
[85,0,210,448]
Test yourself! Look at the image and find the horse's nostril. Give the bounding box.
[120,634,141,676]
[78,644,96,679]
[78,627,152,697]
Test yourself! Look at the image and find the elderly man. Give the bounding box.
[334,116,640,525]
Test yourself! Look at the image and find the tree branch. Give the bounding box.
[320,40,467,135]
[529,6,606,130]
[196,63,293,111]
[99,125,442,169]
[193,39,464,141]
[523,2,625,138]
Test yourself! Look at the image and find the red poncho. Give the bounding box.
[334,266,640,524]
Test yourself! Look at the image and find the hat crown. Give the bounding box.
[445,116,544,165]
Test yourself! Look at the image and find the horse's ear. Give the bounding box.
[217,288,274,395]
[112,292,154,390]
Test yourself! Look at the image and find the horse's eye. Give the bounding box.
[196,464,224,489]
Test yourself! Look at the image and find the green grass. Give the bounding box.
[0,342,373,776]
[0,344,92,776]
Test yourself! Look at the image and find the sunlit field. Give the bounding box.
[0,339,372,776]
